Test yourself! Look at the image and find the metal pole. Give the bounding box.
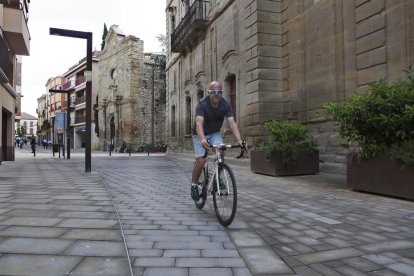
[49,28,92,171]
[151,65,155,149]
[67,91,71,159]
[85,32,92,172]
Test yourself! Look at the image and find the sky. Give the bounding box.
[21,0,166,116]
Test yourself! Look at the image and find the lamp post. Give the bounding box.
[50,27,92,173]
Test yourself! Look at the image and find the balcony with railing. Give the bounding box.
[75,95,86,105]
[2,0,30,55]
[62,79,75,90]
[171,0,208,54]
[62,75,86,91]
[74,115,86,124]
[75,75,86,86]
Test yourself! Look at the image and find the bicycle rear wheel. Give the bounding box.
[212,163,237,226]
[195,167,208,209]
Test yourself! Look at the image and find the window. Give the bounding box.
[171,14,176,33]
[185,96,191,135]
[30,121,33,127]
[197,90,204,101]
[226,74,237,121]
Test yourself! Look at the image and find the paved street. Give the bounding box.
[0,146,413,275]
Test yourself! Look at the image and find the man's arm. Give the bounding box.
[195,115,209,148]
[227,117,243,146]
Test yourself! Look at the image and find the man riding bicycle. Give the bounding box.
[191,80,244,201]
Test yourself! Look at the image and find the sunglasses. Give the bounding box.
[209,89,223,95]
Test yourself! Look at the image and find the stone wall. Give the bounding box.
[97,25,166,150]
[165,0,414,173]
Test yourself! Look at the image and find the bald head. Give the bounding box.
[209,81,222,90]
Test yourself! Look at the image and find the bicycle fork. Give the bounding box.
[207,164,228,196]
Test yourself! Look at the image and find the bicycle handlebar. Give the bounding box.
[202,140,247,159]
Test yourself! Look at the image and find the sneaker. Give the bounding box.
[191,184,200,201]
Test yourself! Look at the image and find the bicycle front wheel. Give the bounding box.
[212,163,237,226]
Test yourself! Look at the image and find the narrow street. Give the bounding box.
[0,147,412,275]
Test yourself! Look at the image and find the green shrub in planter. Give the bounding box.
[324,70,414,167]
[262,120,318,169]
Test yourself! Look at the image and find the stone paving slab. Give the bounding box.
[0,237,73,254]
[0,226,67,238]
[70,257,131,275]
[0,254,82,275]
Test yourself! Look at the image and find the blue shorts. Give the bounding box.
[192,132,223,158]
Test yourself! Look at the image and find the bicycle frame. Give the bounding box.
[205,146,227,196]
[203,142,245,196]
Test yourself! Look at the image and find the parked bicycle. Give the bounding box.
[194,140,246,226]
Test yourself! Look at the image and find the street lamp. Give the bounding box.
[50,27,93,173]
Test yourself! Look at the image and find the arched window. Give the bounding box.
[226,74,237,121]
[197,90,204,101]
[185,96,191,135]
[171,105,176,138]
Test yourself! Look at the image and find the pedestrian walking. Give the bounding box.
[30,136,36,155]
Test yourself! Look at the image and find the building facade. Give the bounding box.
[45,76,65,145]
[36,93,49,142]
[0,0,30,163]
[165,0,414,174]
[97,25,166,150]
[17,112,37,137]
[43,53,99,150]
[61,54,100,149]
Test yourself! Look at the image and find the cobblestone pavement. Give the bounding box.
[0,146,412,275]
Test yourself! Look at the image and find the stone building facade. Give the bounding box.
[97,25,166,150]
[165,0,414,174]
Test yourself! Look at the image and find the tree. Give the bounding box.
[101,23,108,50]
[17,125,25,137]
[151,53,167,104]
[156,34,166,53]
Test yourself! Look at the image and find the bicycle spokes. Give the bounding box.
[213,164,237,226]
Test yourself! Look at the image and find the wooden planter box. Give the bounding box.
[250,150,319,176]
[347,155,414,200]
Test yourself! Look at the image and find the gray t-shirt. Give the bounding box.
[192,96,233,135]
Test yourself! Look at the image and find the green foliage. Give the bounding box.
[156,34,166,53]
[17,125,25,137]
[262,120,318,169]
[324,68,414,165]
[151,53,167,104]
[101,23,108,50]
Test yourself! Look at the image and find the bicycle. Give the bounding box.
[194,140,246,226]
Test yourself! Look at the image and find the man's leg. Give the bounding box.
[192,157,206,184]
[191,135,208,201]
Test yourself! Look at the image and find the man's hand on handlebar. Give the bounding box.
[201,138,209,149]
